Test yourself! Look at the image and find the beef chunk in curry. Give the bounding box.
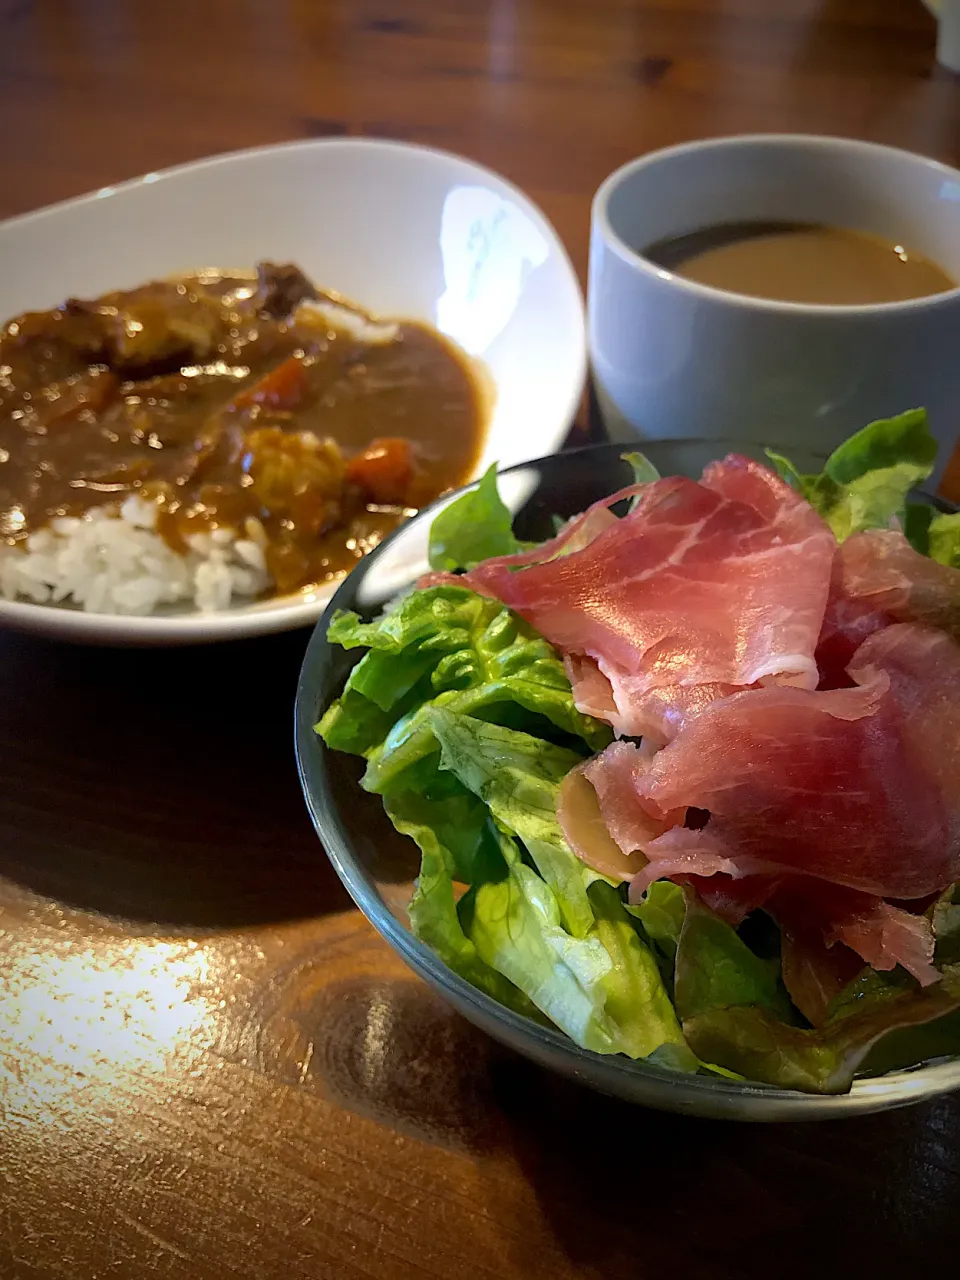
[0,262,484,594]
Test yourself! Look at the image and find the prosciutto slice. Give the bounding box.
[556,741,682,881]
[631,624,960,904]
[815,587,890,689]
[460,457,836,738]
[849,623,960,837]
[567,653,744,744]
[772,885,937,999]
[836,529,960,639]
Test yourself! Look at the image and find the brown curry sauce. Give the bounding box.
[0,263,485,596]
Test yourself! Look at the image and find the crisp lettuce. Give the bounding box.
[621,450,660,487]
[629,880,686,967]
[684,966,960,1093]
[427,708,594,936]
[465,827,621,1051]
[906,504,960,566]
[464,828,692,1063]
[766,409,938,540]
[587,879,695,1066]
[389,775,538,1017]
[318,585,694,1063]
[318,586,611,797]
[427,462,527,572]
[929,511,960,567]
[420,710,692,1063]
[622,450,661,515]
[673,891,794,1024]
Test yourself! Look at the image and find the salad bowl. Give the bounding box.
[295,439,960,1121]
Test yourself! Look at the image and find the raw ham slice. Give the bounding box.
[772,884,937,997]
[582,741,682,856]
[564,655,633,738]
[568,654,745,745]
[689,874,780,927]
[460,459,836,735]
[849,624,960,846]
[837,529,960,639]
[825,896,936,987]
[815,590,890,689]
[555,762,644,882]
[631,624,960,900]
[420,482,646,595]
[556,741,681,882]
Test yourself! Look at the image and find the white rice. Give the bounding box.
[0,496,271,615]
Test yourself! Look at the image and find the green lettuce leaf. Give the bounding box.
[318,587,610,792]
[352,588,611,794]
[316,686,405,757]
[622,450,661,515]
[629,880,686,966]
[587,880,695,1066]
[427,708,594,937]
[426,710,694,1065]
[929,511,960,568]
[684,964,960,1093]
[463,829,692,1063]
[673,891,795,1024]
[933,882,960,967]
[621,450,660,487]
[466,828,620,1051]
[389,776,538,1018]
[901,505,960,565]
[766,409,938,541]
[428,463,527,572]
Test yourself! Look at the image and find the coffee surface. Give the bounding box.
[645,221,956,304]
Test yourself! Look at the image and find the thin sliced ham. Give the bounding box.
[689,874,781,927]
[837,529,960,639]
[582,741,682,856]
[815,590,890,689]
[564,655,633,738]
[556,742,681,882]
[568,653,746,745]
[421,482,647,595]
[774,883,937,995]
[824,896,937,987]
[631,624,960,901]
[849,624,960,849]
[556,762,647,882]
[459,456,835,743]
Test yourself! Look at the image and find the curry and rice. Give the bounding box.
[0,262,485,614]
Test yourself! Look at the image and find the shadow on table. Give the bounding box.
[491,1056,960,1279]
[289,971,960,1277]
[0,627,352,928]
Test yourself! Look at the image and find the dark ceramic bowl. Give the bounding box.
[295,441,960,1120]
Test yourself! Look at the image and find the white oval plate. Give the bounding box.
[0,138,585,645]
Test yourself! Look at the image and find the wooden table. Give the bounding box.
[2,2,960,1276]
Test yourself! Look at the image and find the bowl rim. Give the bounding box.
[0,136,586,646]
[295,440,960,1119]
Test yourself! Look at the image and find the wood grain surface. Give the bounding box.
[2,2,960,1277]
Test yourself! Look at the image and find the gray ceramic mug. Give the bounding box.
[589,135,960,487]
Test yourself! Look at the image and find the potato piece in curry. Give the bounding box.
[0,262,485,595]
